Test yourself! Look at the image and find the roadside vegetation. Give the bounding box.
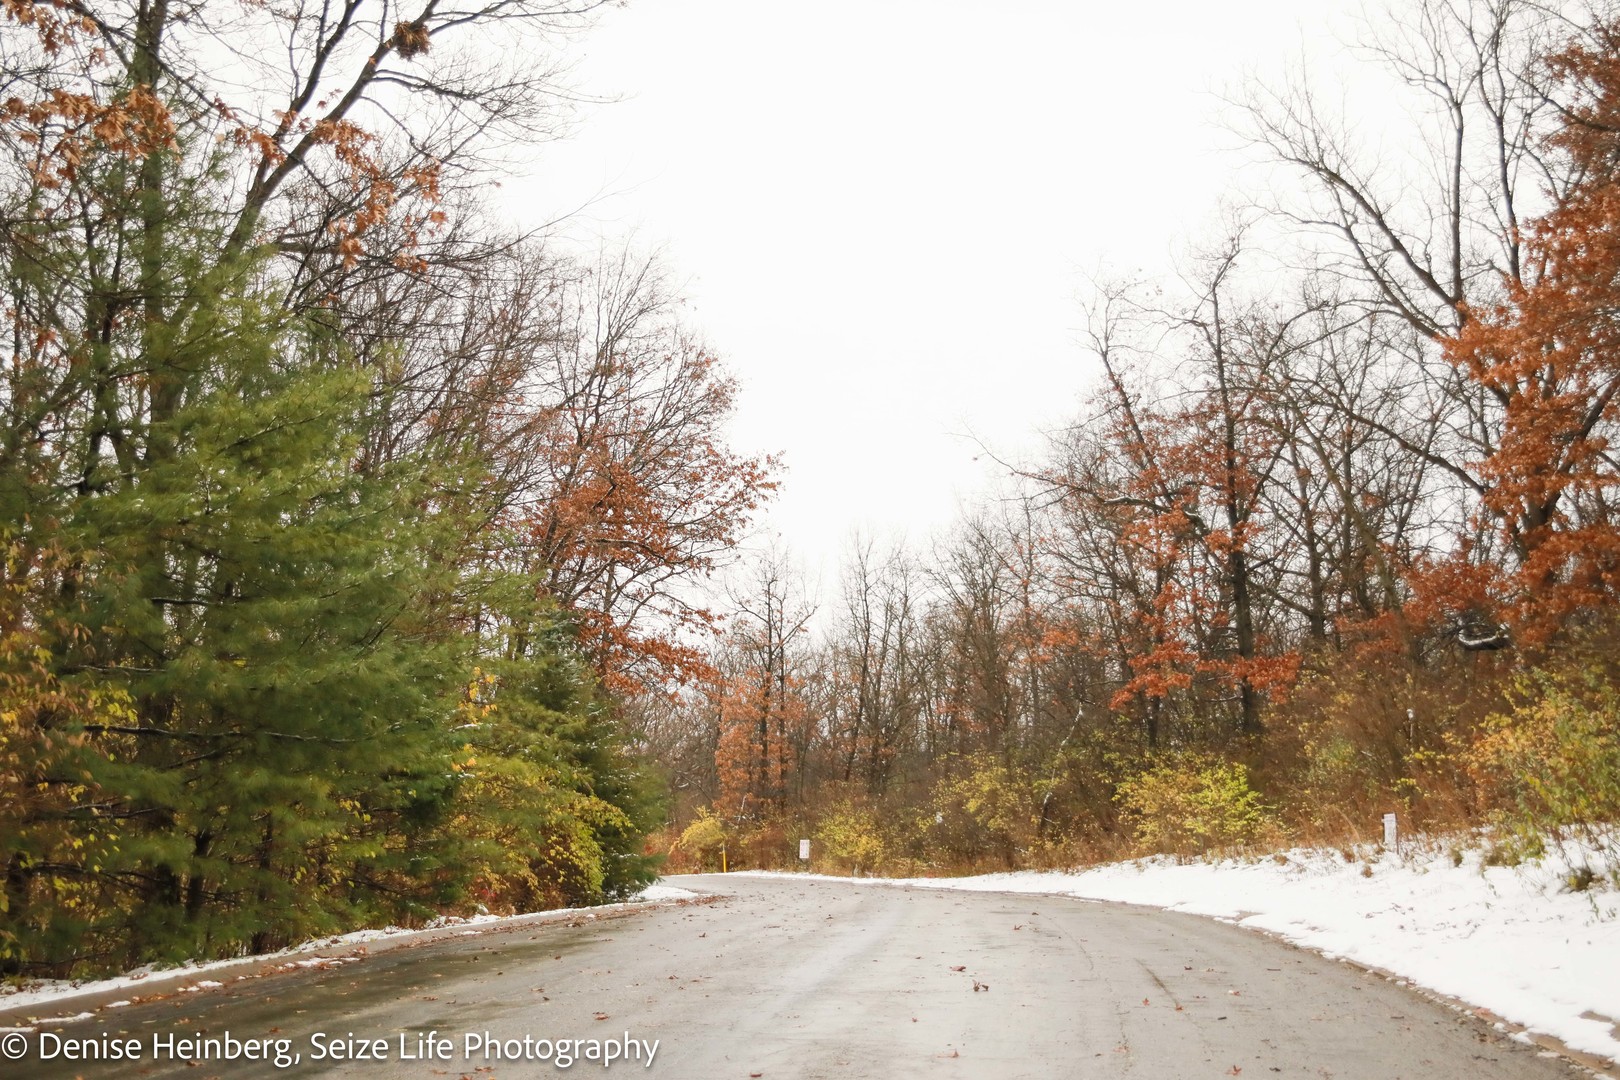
[651,0,1620,886]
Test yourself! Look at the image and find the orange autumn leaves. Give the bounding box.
[514,328,778,694]
[2,84,175,190]
[714,673,802,818]
[1443,18,1620,646]
[1,0,449,269]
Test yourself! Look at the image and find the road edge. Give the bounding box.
[0,893,723,1030]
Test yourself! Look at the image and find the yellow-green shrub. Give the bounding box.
[1469,668,1620,864]
[675,808,728,871]
[1116,756,1273,856]
[813,802,889,874]
[926,753,1036,869]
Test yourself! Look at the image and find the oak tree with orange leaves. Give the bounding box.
[1046,253,1303,744]
[1446,17,1620,644]
[506,248,779,692]
[713,552,813,820]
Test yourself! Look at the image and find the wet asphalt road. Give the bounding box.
[1,873,1596,1079]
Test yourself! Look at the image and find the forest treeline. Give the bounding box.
[7,0,1620,984]
[653,0,1620,880]
[0,1,778,976]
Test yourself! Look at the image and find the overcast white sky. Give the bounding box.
[501,0,1366,587]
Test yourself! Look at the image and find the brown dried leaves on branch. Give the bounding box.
[1443,18,1620,644]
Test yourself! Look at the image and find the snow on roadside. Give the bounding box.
[0,882,698,1018]
[739,839,1620,1067]
[636,884,701,901]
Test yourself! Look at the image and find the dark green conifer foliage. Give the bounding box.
[47,283,466,964]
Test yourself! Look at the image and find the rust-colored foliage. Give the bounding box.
[1062,329,1299,738]
[1,0,447,269]
[714,669,802,819]
[1446,20,1620,643]
[517,341,777,692]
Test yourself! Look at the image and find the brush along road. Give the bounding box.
[5,873,1589,1078]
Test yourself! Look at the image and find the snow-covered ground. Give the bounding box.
[0,884,700,1021]
[740,838,1620,1069]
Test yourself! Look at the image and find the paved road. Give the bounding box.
[1,874,1594,1079]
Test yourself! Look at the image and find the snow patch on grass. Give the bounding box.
[635,884,700,901]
